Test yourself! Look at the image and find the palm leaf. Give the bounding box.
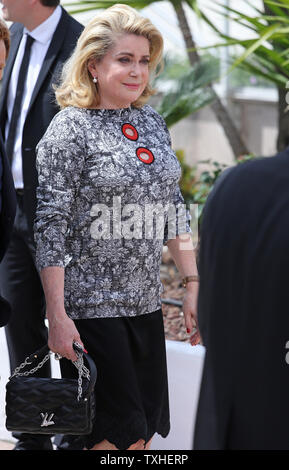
[62,0,156,13]
[187,0,289,85]
[158,88,215,128]
[245,0,264,15]
[264,0,289,15]
[265,0,289,7]
[157,59,219,127]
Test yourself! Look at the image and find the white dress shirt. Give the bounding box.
[5,5,62,188]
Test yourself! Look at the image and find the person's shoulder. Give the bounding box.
[52,106,86,122]
[61,7,84,33]
[37,107,88,153]
[40,107,87,143]
[205,148,289,217]
[140,104,162,119]
[140,104,157,114]
[220,148,289,190]
[215,157,266,191]
[139,104,167,128]
[9,22,23,36]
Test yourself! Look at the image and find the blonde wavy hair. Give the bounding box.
[55,4,164,109]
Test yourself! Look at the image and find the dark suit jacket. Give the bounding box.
[0,133,16,326]
[194,148,289,450]
[0,7,84,236]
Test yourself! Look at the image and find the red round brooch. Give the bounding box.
[136,147,154,165]
[122,123,138,141]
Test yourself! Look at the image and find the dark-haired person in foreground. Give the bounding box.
[0,0,83,451]
[194,151,289,449]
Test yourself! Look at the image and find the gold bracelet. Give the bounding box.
[182,275,199,288]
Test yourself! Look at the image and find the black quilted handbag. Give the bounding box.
[5,342,97,435]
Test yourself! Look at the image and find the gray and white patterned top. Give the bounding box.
[34,104,190,319]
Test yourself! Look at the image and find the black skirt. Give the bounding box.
[73,308,170,450]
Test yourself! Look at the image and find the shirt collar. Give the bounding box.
[23,5,62,45]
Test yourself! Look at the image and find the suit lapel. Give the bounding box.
[0,26,23,129]
[27,8,69,114]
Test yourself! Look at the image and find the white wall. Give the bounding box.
[151,341,205,450]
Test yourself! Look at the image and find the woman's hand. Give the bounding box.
[182,290,201,346]
[166,235,201,346]
[47,311,84,362]
[39,266,85,361]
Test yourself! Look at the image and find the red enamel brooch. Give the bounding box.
[136,147,154,165]
[122,123,138,141]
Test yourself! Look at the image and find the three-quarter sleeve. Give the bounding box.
[163,185,192,244]
[34,110,86,271]
[154,113,191,244]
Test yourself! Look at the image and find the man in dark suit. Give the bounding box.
[193,150,289,449]
[0,0,83,450]
[0,17,16,328]
[0,131,16,328]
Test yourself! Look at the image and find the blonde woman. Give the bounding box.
[34,4,199,451]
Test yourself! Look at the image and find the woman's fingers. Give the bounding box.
[183,303,197,333]
[182,292,201,345]
[67,343,79,362]
[48,316,84,362]
[49,340,76,361]
[190,328,201,346]
[182,291,198,332]
[184,311,193,334]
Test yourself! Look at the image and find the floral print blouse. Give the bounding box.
[34,104,190,319]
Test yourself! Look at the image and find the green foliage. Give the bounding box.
[156,54,220,127]
[176,150,256,222]
[63,0,202,15]
[195,0,289,88]
[229,63,274,88]
[62,0,157,15]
